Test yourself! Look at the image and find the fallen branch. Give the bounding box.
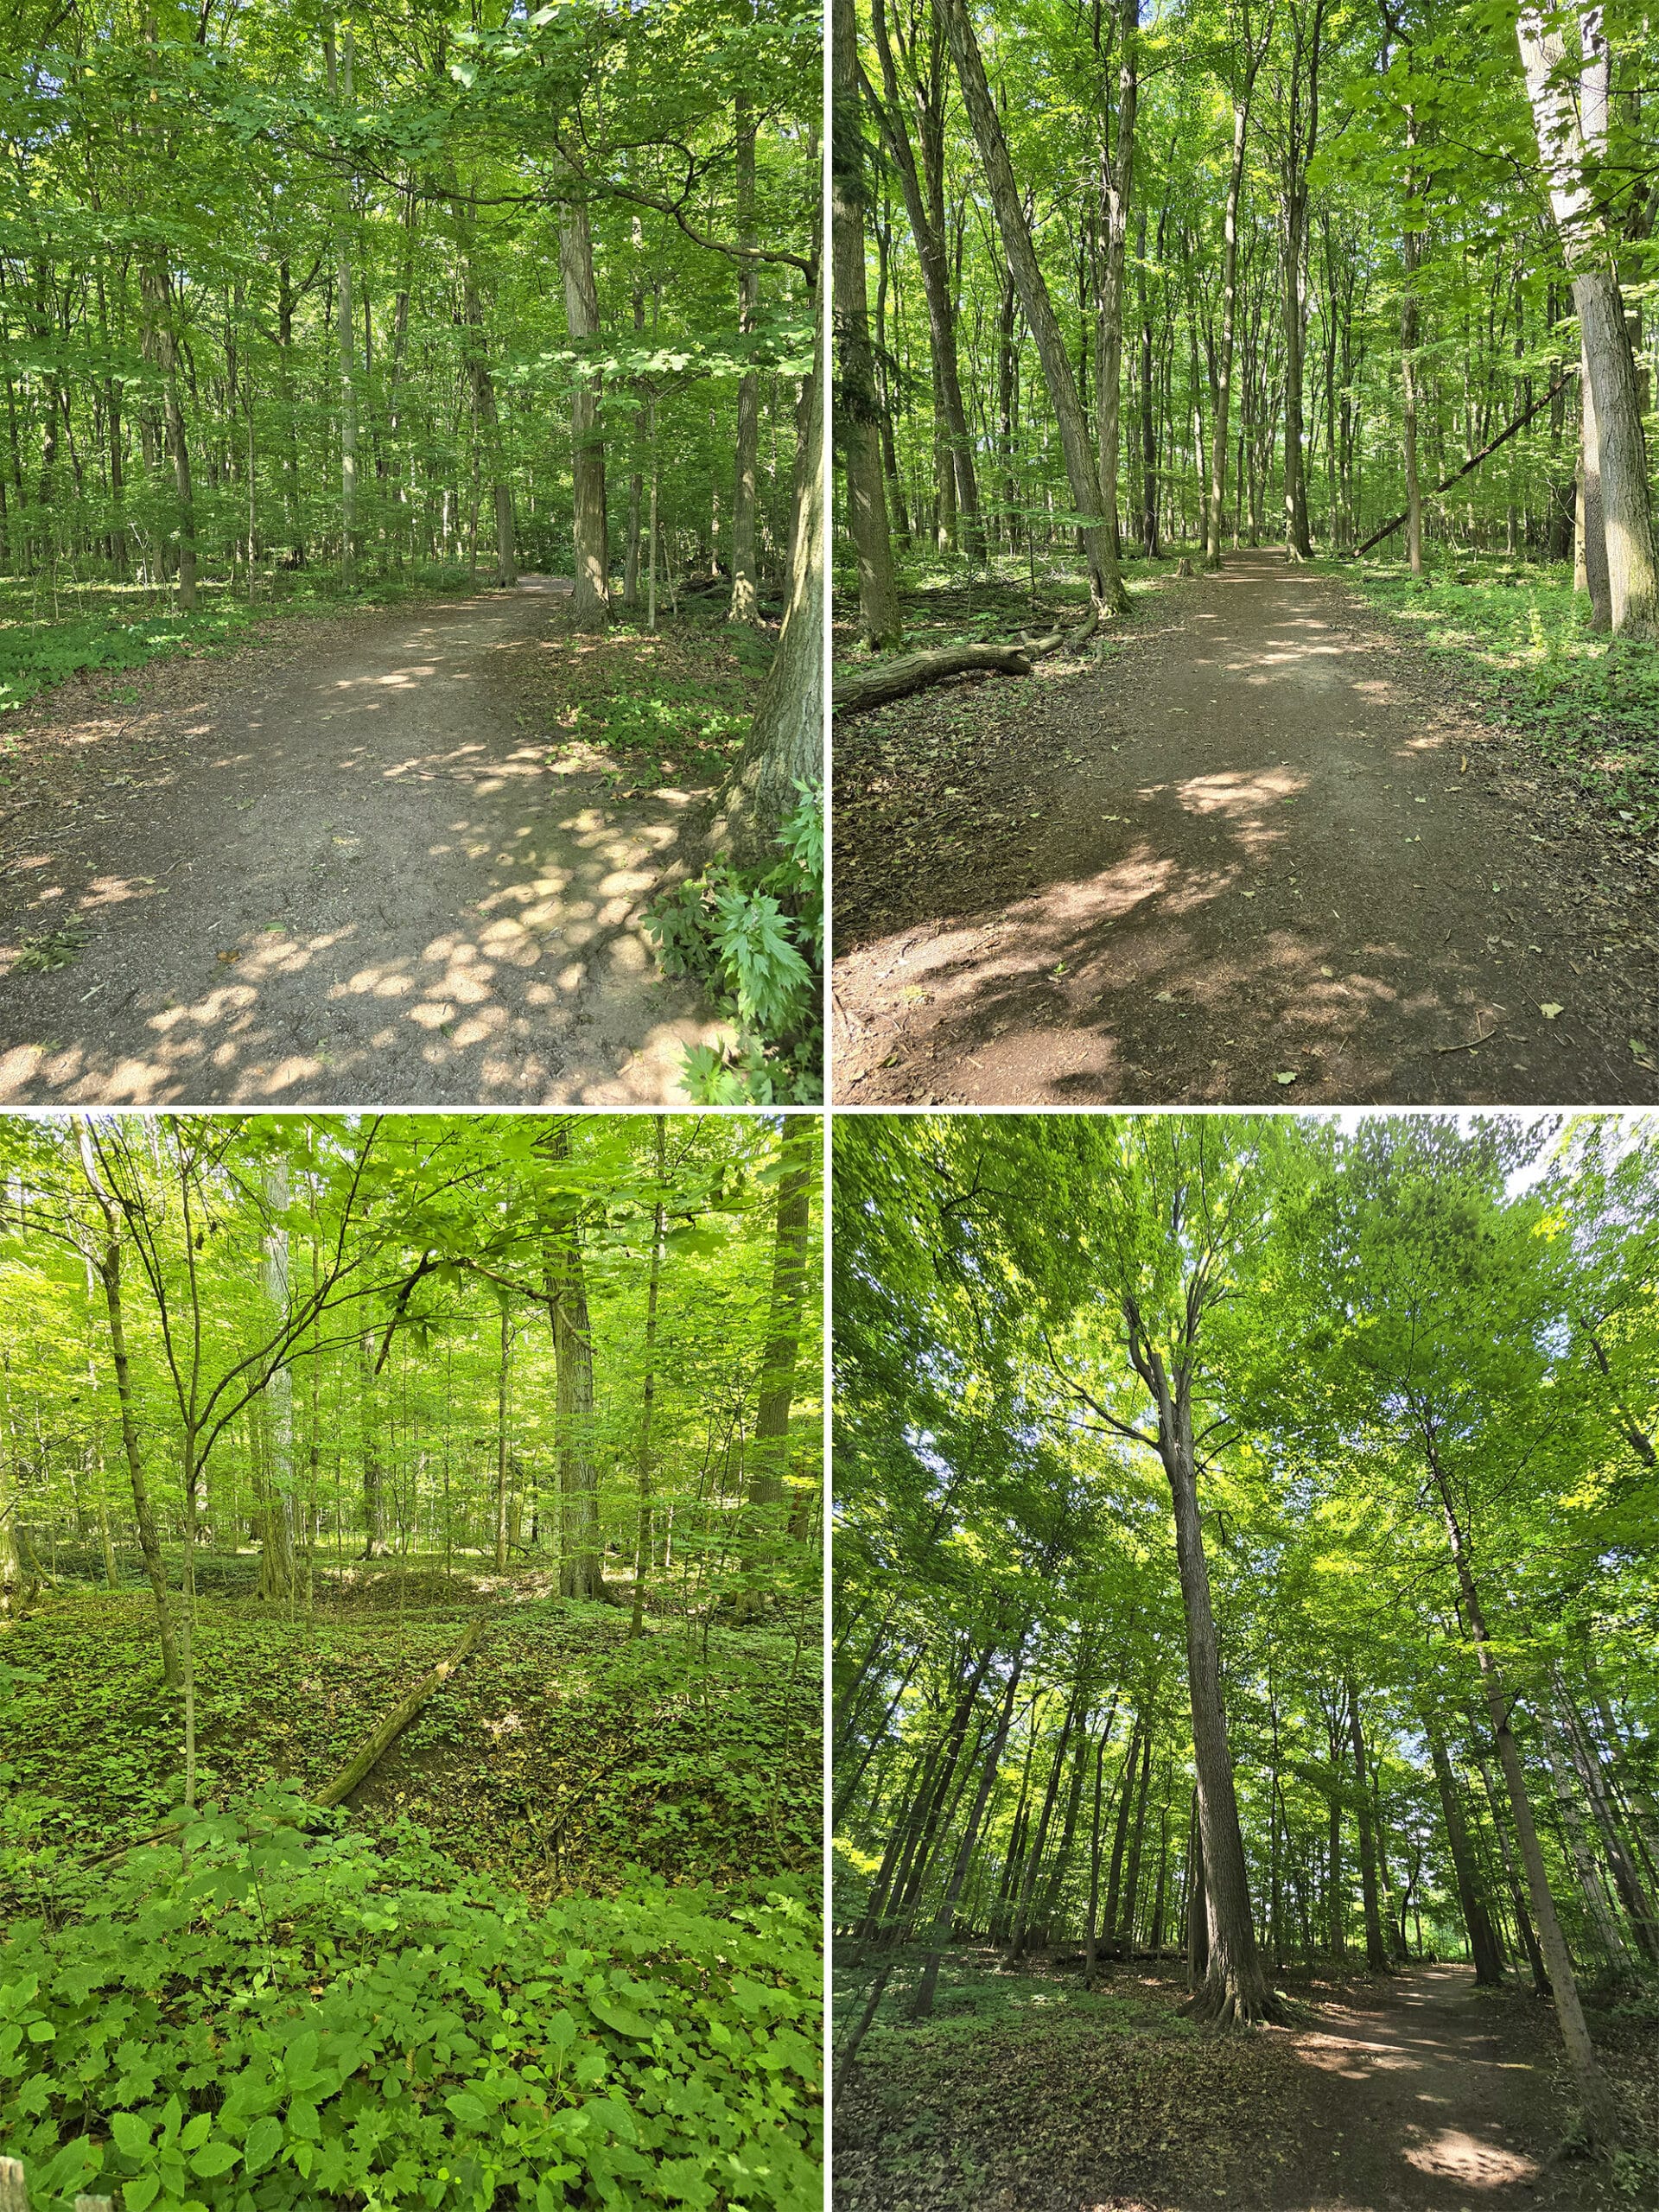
[1348,372,1573,558]
[314,1619,486,1806]
[84,1620,486,1862]
[833,641,1033,715]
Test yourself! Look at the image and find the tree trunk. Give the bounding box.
[1347,1678,1390,1971]
[1139,1329,1275,2023]
[833,0,903,647]
[560,203,610,628]
[1426,1714,1506,1983]
[942,0,1128,617]
[729,99,761,625]
[73,1123,179,1686]
[547,1124,601,1600]
[1429,1437,1622,2145]
[629,1118,667,1639]
[716,304,823,867]
[1516,2,1659,638]
[911,1642,1028,2018]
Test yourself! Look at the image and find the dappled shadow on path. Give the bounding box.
[0,582,724,1103]
[833,553,1659,1106]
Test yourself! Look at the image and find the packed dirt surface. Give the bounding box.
[833,551,1659,1105]
[1274,1965,1607,2211]
[835,1961,1628,2212]
[0,577,725,1103]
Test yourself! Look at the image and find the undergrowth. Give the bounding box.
[647,785,823,1105]
[0,1797,820,2211]
[1337,555,1659,838]
[0,566,479,715]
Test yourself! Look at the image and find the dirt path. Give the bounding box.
[833,551,1659,1105]
[0,578,723,1103]
[1273,1965,1601,2211]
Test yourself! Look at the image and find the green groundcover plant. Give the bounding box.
[0,1792,821,2212]
[647,786,823,1107]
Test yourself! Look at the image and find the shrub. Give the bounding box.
[0,1794,821,2212]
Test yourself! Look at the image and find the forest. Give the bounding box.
[0,1109,823,2210]
[833,1111,1658,2209]
[835,0,1657,626]
[0,0,823,1107]
[829,0,1659,1109]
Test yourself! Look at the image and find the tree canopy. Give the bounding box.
[834,1109,1658,2153]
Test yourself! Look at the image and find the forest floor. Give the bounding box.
[832,1948,1658,2212]
[0,1564,823,2208]
[832,551,1659,1104]
[0,579,772,1103]
[0,1563,821,1896]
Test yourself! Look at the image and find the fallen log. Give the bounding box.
[314,1618,486,1806]
[833,641,1033,715]
[84,1619,486,1862]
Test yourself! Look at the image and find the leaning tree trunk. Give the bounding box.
[832,0,903,649]
[942,0,1128,617]
[560,202,610,629]
[1431,1447,1623,2147]
[911,1640,1028,2019]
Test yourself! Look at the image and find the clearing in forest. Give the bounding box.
[832,557,1659,1105]
[0,582,766,1105]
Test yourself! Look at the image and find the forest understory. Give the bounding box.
[832,1946,1656,2212]
[830,554,1659,1106]
[2,1569,823,2212]
[0,581,779,1106]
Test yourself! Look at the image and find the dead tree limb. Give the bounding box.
[84,1619,486,1863]
[831,615,1101,715]
[313,1619,486,1806]
[833,642,1033,715]
[1348,372,1574,558]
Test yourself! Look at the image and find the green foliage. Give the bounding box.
[648,786,823,1104]
[0,595,257,714]
[1342,557,1659,836]
[0,1799,821,2211]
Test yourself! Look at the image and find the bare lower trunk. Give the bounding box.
[561,204,610,628]
[717,309,823,868]
[833,0,902,646]
[943,0,1128,617]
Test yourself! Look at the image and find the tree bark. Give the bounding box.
[1426,1713,1506,1983]
[834,0,903,647]
[1347,1678,1390,1971]
[1517,1,1659,638]
[560,203,610,628]
[1427,1427,1622,2145]
[729,97,761,625]
[717,299,823,868]
[942,0,1128,617]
